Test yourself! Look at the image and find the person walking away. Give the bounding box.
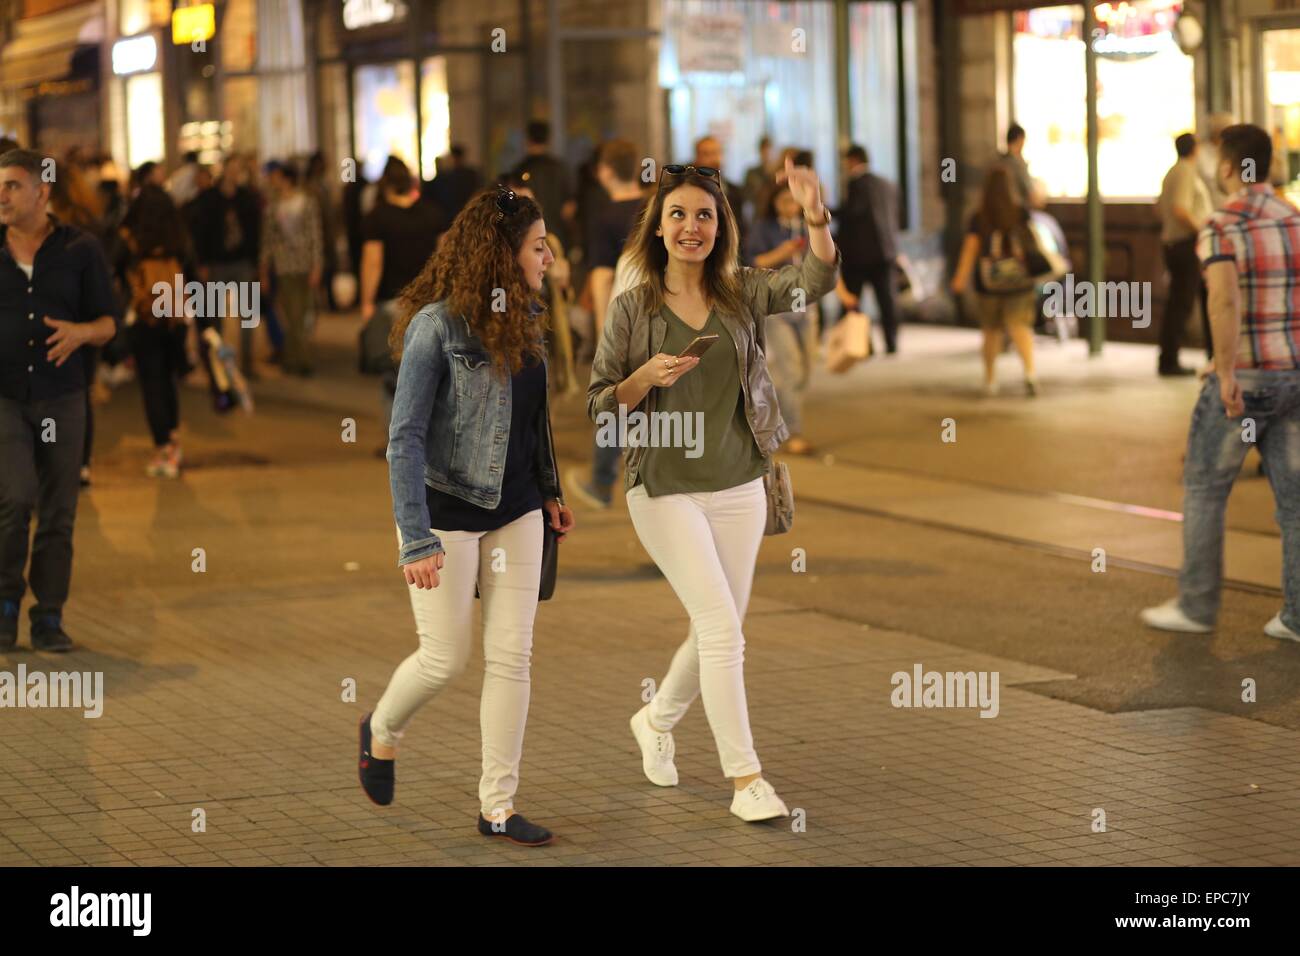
[0,148,119,652]
[260,163,323,377]
[949,165,1042,397]
[117,185,196,478]
[1156,132,1213,377]
[1141,123,1300,643]
[836,145,902,355]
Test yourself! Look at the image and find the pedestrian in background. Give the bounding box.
[116,185,196,479]
[837,144,902,355]
[949,165,1041,397]
[568,138,647,509]
[509,120,573,249]
[359,186,574,847]
[359,156,445,452]
[1142,123,1300,643]
[191,154,262,376]
[1155,132,1213,376]
[746,179,816,455]
[260,162,322,377]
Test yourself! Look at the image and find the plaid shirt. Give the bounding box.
[1197,184,1300,370]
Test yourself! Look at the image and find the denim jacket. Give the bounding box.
[587,249,840,491]
[388,300,563,566]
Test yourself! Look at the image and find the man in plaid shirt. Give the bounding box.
[1143,123,1300,642]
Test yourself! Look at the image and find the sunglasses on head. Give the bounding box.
[494,185,521,222]
[658,164,720,186]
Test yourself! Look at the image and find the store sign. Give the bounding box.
[678,13,745,74]
[112,35,157,75]
[172,5,216,45]
[343,0,407,31]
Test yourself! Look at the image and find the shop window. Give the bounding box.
[120,0,170,36]
[221,0,257,74]
[1261,27,1300,208]
[353,62,419,182]
[848,1,919,228]
[222,75,260,156]
[660,0,840,206]
[125,72,165,167]
[1012,2,1194,200]
[420,57,451,181]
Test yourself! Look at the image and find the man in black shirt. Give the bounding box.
[510,121,573,249]
[837,145,902,354]
[360,158,445,453]
[0,149,119,651]
[569,140,646,509]
[191,154,263,375]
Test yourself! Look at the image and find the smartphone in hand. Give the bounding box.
[677,334,720,360]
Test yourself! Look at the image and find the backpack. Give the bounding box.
[123,231,185,326]
[977,228,1035,294]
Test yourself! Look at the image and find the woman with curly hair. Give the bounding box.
[589,158,839,821]
[358,186,575,847]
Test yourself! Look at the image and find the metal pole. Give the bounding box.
[547,0,564,164]
[1205,0,1224,114]
[834,0,851,200]
[895,0,909,231]
[1084,2,1104,356]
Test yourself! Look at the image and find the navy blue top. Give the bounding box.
[0,216,119,402]
[425,353,547,532]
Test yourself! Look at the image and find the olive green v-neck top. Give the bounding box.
[635,306,767,497]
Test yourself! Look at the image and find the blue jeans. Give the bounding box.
[1179,370,1300,630]
[591,434,620,491]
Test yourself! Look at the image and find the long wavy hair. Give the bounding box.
[389,188,547,376]
[623,167,747,319]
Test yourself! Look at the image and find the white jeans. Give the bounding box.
[371,509,542,817]
[626,476,766,778]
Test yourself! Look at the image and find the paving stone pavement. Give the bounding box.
[1,321,1297,866]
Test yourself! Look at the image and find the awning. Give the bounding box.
[0,1,104,89]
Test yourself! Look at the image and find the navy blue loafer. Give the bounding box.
[477,812,554,847]
[358,712,395,806]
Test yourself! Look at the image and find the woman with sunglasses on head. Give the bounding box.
[358,186,575,847]
[589,159,839,821]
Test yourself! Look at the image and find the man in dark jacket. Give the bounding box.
[190,154,263,375]
[422,144,481,223]
[510,121,572,248]
[836,144,902,354]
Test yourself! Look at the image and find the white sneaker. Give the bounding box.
[629,706,678,787]
[730,778,789,822]
[1264,613,1300,643]
[1140,598,1212,634]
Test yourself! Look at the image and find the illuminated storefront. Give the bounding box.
[1012,1,1195,200]
[658,0,922,218]
[314,1,519,188]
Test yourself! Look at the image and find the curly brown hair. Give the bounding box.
[623,168,747,320]
[389,187,548,377]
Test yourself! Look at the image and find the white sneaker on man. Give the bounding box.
[1140,598,1212,634]
[630,706,678,787]
[730,778,789,822]
[1264,613,1300,643]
